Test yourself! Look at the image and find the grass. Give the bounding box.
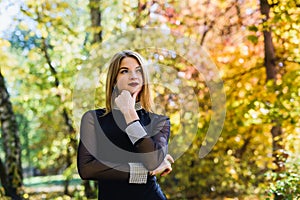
[23,174,84,195]
[24,174,81,188]
[0,175,90,199]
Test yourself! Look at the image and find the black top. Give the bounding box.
[77,108,170,200]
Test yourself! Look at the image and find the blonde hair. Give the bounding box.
[105,50,153,113]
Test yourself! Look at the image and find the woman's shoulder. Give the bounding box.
[94,108,106,116]
[147,110,170,121]
[82,108,106,119]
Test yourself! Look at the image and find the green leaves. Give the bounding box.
[0,0,300,198]
[247,35,259,44]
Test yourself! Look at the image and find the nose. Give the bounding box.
[129,71,138,79]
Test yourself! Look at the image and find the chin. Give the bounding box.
[130,90,138,94]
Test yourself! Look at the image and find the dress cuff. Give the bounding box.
[128,163,148,184]
[125,121,147,144]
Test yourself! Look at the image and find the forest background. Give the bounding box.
[0,0,299,199]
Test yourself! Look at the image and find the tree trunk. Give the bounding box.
[0,157,8,190]
[77,0,103,197]
[39,35,78,195]
[0,71,23,200]
[83,180,96,198]
[259,1,285,199]
[89,0,102,43]
[260,0,277,80]
[133,0,148,28]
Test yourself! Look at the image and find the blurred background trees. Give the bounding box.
[0,0,299,199]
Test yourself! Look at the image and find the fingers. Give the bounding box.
[160,167,172,177]
[150,155,174,177]
[116,90,137,102]
[115,90,129,102]
[119,90,131,96]
[114,90,134,110]
[160,155,173,176]
[165,154,174,164]
[132,90,139,101]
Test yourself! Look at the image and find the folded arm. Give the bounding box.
[125,115,171,171]
[77,111,150,184]
[77,141,130,181]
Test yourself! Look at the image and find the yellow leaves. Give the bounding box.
[244,108,263,125]
[40,28,48,38]
[214,157,219,163]
[240,44,250,56]
[227,149,233,155]
[27,50,41,61]
[227,167,239,180]
[58,2,69,9]
[0,39,11,48]
[255,156,268,169]
[266,93,277,105]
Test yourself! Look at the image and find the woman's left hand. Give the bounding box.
[150,154,174,177]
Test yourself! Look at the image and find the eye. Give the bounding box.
[136,68,142,73]
[120,69,128,74]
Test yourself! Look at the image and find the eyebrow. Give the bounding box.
[119,66,142,70]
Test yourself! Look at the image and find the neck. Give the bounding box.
[113,102,142,111]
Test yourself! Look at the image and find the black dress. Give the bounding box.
[77,108,170,200]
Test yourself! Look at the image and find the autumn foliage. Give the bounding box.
[0,0,299,199]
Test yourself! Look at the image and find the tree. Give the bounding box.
[12,0,90,195]
[89,0,102,43]
[260,0,300,199]
[147,0,299,198]
[79,0,103,197]
[0,70,23,199]
[260,0,285,166]
[1,0,299,198]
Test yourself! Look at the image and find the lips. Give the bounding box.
[128,82,139,87]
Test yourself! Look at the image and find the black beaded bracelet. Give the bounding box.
[127,119,139,126]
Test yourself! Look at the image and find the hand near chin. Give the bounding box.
[115,90,139,114]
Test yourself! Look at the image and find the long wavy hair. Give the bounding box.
[105,50,153,113]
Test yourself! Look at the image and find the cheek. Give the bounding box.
[139,74,144,82]
[116,76,126,88]
[116,80,123,89]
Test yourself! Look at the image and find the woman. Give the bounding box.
[77,50,174,200]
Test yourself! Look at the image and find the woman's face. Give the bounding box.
[115,57,144,96]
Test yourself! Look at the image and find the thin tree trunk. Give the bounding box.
[89,0,102,43]
[0,71,23,200]
[77,0,103,197]
[39,35,78,195]
[259,1,285,199]
[133,0,148,28]
[0,157,8,191]
[260,0,277,80]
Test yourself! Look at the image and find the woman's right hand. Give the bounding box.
[115,90,136,114]
[149,154,174,177]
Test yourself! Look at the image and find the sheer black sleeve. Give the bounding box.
[77,111,130,181]
[126,114,171,171]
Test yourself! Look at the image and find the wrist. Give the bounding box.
[148,171,154,176]
[124,109,139,124]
